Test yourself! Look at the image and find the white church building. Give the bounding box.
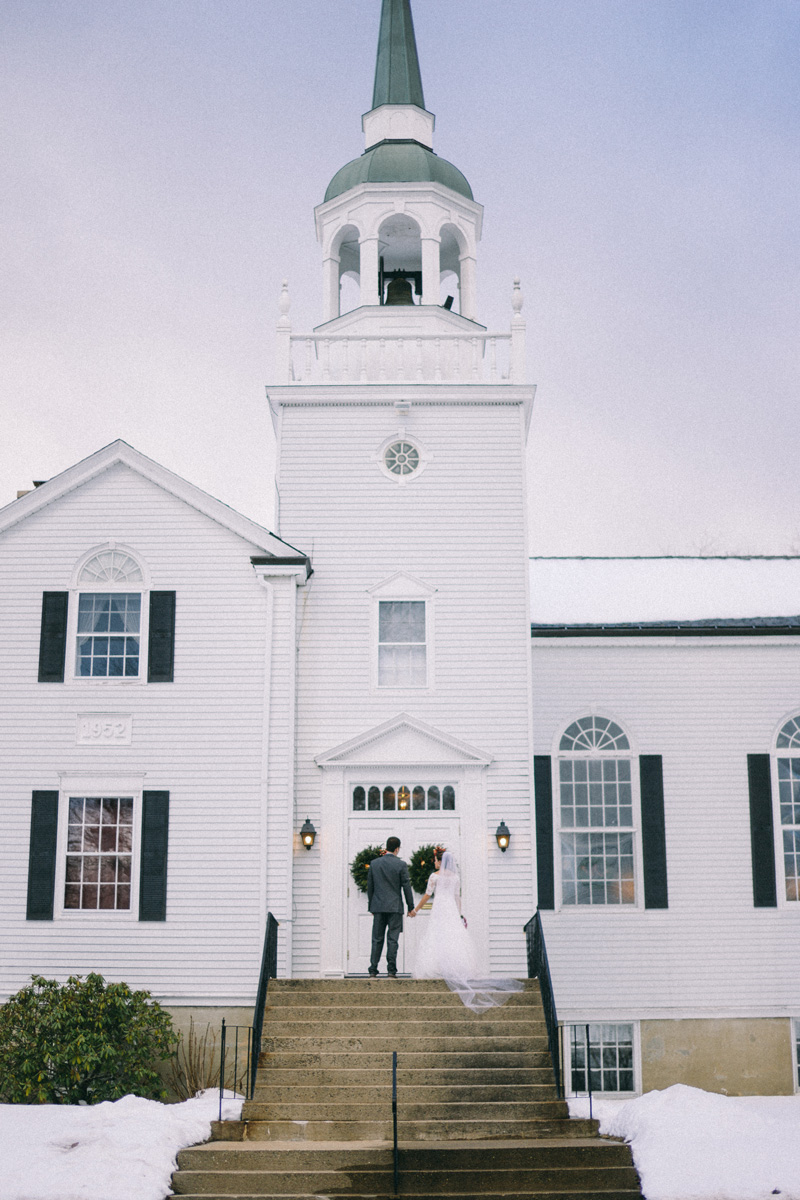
[2,0,799,1099]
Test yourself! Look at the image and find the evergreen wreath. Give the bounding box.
[408,844,446,895]
[350,845,387,894]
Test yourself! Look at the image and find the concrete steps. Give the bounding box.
[170,978,643,1198]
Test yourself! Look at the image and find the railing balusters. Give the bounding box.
[286,332,512,384]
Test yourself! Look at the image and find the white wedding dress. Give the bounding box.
[412,852,523,1012]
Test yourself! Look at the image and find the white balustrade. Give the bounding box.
[276,279,527,385]
[283,329,516,384]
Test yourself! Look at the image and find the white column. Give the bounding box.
[322,254,340,322]
[421,237,441,305]
[459,254,478,320]
[359,236,380,307]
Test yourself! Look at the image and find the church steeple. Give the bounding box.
[313,0,485,322]
[372,0,425,110]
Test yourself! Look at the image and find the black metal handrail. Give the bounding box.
[250,912,279,1097]
[523,910,562,1098]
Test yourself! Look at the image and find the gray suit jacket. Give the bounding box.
[367,852,414,914]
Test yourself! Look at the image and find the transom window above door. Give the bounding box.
[352,783,456,812]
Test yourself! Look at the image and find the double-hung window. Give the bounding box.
[558,716,636,906]
[370,573,434,690]
[378,600,426,687]
[77,593,141,677]
[74,550,145,680]
[65,796,134,910]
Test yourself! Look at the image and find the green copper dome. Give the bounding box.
[325,140,473,203]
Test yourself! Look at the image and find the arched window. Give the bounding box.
[74,550,146,678]
[774,716,800,901]
[557,716,636,906]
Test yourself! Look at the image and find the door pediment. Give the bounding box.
[315,712,492,768]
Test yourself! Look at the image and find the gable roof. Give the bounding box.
[0,440,305,558]
[530,556,800,631]
[315,712,492,768]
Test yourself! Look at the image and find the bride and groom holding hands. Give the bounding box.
[367,836,522,1011]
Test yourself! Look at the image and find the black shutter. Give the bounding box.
[639,755,669,909]
[147,592,175,682]
[26,791,59,920]
[534,755,555,910]
[38,592,68,682]
[139,791,169,921]
[747,754,777,907]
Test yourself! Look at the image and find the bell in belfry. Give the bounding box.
[385,276,415,306]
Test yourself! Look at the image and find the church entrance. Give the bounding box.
[346,813,460,974]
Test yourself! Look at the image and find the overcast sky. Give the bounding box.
[2,0,798,554]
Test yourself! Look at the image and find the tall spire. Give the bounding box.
[372,0,425,110]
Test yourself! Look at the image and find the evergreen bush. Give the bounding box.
[0,973,177,1104]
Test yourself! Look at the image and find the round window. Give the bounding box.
[384,441,420,476]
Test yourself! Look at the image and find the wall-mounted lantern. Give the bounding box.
[495,820,511,852]
[300,817,317,849]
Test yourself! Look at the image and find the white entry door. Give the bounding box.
[347,816,460,975]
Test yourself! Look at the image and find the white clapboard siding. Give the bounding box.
[274,392,535,976]
[0,463,295,1005]
[532,636,800,1020]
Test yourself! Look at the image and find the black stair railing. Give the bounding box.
[523,910,562,1098]
[217,912,279,1121]
[250,911,279,1097]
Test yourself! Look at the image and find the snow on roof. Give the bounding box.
[529,557,800,625]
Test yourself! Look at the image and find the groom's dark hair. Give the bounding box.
[386,836,401,852]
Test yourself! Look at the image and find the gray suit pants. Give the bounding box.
[370,912,403,973]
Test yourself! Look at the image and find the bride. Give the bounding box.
[410,849,523,1012]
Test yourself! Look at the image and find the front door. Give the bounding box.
[347,814,460,974]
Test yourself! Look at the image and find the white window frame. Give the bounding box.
[793,1017,800,1093]
[68,544,150,686]
[374,431,431,485]
[554,714,643,912]
[770,713,800,908]
[563,1019,641,1096]
[368,572,436,692]
[54,772,145,920]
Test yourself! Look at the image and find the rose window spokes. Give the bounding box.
[384,441,420,476]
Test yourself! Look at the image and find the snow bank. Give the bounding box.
[569,1084,800,1200]
[0,1090,243,1200]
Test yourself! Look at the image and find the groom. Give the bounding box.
[367,836,415,977]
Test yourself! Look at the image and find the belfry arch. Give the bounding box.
[438,222,476,318]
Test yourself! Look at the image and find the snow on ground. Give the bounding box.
[0,1090,242,1200]
[569,1084,800,1200]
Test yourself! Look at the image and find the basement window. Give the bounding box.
[567,1023,636,1095]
